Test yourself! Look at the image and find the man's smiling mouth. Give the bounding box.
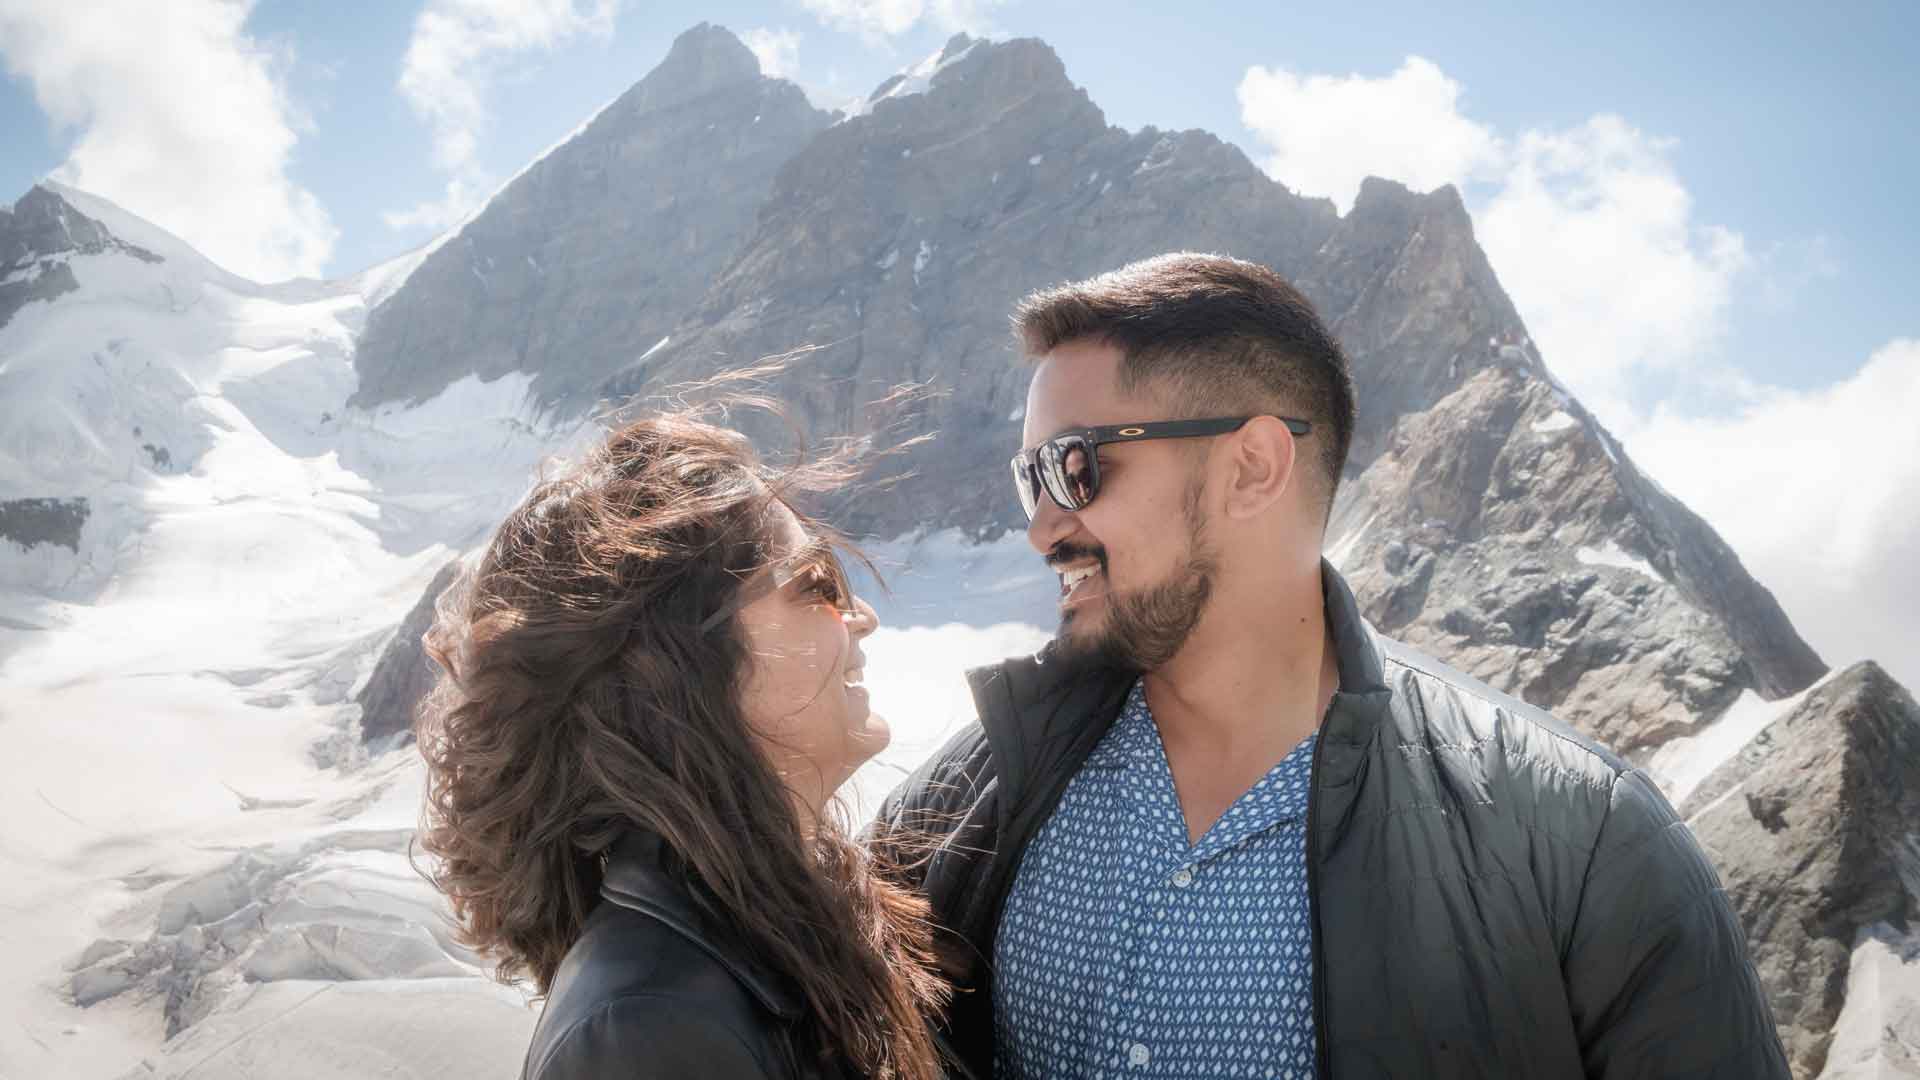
[1059,563,1100,599]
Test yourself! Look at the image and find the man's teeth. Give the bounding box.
[1061,565,1099,591]
[844,669,865,687]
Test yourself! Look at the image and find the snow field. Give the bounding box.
[0,225,600,1076]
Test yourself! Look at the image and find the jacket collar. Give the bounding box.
[1320,558,1389,696]
[1316,559,1396,786]
[598,829,803,1020]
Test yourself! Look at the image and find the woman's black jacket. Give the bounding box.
[520,830,820,1080]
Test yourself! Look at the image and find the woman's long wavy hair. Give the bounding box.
[415,404,947,1079]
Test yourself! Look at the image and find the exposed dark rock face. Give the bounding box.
[0,496,88,552]
[1681,662,1920,1078]
[354,559,461,744]
[349,23,832,409]
[1,186,161,330]
[1334,368,1824,756]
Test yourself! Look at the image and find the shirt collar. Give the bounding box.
[1083,680,1154,770]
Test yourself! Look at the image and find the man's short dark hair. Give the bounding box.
[1012,252,1357,515]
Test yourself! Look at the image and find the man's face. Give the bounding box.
[1019,339,1217,672]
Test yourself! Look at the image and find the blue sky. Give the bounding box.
[2,1,1916,681]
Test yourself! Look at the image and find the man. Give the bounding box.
[873,253,1788,1078]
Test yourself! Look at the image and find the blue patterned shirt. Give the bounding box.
[993,680,1320,1078]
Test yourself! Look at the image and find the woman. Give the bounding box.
[415,411,948,1079]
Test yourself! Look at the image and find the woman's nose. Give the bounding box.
[844,595,880,638]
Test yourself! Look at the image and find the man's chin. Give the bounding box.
[1054,613,1136,672]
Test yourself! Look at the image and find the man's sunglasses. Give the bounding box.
[1008,415,1312,520]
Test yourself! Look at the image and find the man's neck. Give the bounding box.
[1142,563,1338,759]
[1141,561,1338,844]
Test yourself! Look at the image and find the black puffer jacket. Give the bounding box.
[521,830,822,1080]
[872,561,1790,1078]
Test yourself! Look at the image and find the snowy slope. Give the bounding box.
[0,187,595,1077]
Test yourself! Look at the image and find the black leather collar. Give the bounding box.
[598,829,804,1021]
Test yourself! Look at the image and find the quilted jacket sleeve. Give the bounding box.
[864,724,991,892]
[526,994,777,1080]
[1562,768,1791,1078]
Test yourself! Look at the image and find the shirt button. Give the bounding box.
[1171,867,1193,888]
[1127,1042,1151,1067]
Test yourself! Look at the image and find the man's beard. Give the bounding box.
[1056,477,1216,674]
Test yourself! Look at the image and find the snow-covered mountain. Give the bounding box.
[2,22,1915,1080]
[0,182,574,1076]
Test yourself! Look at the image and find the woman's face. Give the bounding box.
[735,506,885,823]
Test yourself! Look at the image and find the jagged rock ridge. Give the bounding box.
[349,23,832,409]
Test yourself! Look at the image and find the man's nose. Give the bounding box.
[1025,495,1076,556]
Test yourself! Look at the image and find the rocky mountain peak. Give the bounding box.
[349,28,831,409]
[2,185,162,332]
[645,22,763,101]
[3,186,114,265]
[1353,174,1465,217]
[850,33,1081,129]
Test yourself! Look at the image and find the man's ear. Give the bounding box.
[1220,415,1298,520]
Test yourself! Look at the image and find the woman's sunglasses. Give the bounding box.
[1008,415,1313,521]
[699,538,854,633]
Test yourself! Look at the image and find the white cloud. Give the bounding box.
[1476,116,1751,421]
[1624,339,1920,692]
[387,0,620,232]
[0,0,336,282]
[1238,56,1750,428]
[742,27,802,80]
[801,0,1000,41]
[1236,57,1502,215]
[381,176,485,233]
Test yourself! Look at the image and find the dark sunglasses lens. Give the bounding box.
[823,551,852,608]
[1041,438,1097,511]
[1060,442,1096,507]
[804,547,853,609]
[1011,456,1040,519]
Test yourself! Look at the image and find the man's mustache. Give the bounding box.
[1045,541,1106,573]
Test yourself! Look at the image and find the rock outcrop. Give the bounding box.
[355,559,461,745]
[0,496,88,552]
[1333,367,1823,757]
[1681,662,1920,1077]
